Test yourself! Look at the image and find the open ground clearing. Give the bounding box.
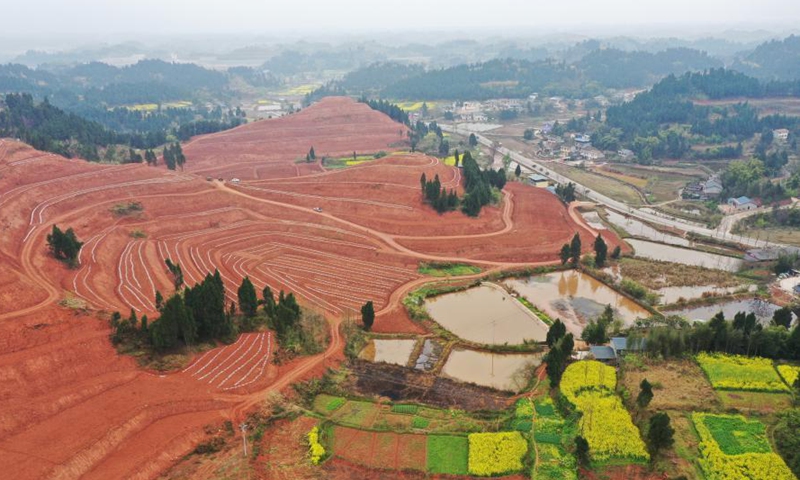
[0,97,613,479]
[549,162,645,206]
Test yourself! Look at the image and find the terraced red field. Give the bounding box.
[0,97,618,479]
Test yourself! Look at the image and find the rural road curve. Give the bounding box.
[442,124,791,250]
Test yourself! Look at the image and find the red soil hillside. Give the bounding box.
[0,98,624,479]
[182,96,408,180]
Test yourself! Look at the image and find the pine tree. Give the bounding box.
[515,164,522,178]
[420,173,427,193]
[637,379,654,409]
[262,285,276,317]
[594,234,608,268]
[560,244,571,265]
[309,146,316,160]
[155,290,163,310]
[570,233,582,266]
[546,319,567,347]
[238,276,258,317]
[361,301,375,331]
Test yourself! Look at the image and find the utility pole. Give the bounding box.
[240,423,248,457]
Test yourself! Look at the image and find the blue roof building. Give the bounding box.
[589,346,616,363]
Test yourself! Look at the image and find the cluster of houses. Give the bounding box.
[683,177,723,200]
[584,337,645,364]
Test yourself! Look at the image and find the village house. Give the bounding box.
[773,128,790,141]
[527,174,550,188]
[727,196,760,211]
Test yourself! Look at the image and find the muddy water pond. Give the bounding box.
[359,338,417,366]
[424,284,548,345]
[504,271,651,335]
[666,298,794,323]
[604,210,690,247]
[441,348,542,392]
[656,284,755,305]
[626,239,743,272]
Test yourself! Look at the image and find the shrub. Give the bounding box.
[467,431,528,476]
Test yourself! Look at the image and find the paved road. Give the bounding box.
[442,124,787,250]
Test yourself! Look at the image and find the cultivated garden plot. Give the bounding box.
[693,413,795,480]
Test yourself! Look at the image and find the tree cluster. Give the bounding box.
[632,309,800,360]
[162,142,186,170]
[460,151,505,217]
[560,233,582,267]
[554,182,576,203]
[46,225,84,268]
[420,172,459,213]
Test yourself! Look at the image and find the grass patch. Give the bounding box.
[427,435,469,475]
[418,262,481,277]
[620,357,720,411]
[717,390,794,412]
[412,416,430,429]
[516,296,554,326]
[550,162,643,206]
[617,257,744,291]
[331,400,377,427]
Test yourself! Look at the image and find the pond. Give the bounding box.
[504,271,651,335]
[665,298,793,323]
[424,284,548,345]
[359,338,417,366]
[440,348,542,392]
[626,239,743,272]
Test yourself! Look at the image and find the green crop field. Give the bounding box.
[427,435,469,475]
[418,262,481,277]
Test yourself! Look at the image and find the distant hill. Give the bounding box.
[337,62,425,96]
[733,35,800,81]
[576,48,722,88]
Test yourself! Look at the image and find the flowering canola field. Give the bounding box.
[696,353,788,392]
[560,361,648,463]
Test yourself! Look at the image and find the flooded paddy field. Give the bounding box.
[440,348,542,392]
[359,338,417,366]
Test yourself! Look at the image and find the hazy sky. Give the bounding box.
[5,0,800,35]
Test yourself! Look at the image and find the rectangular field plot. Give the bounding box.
[717,390,793,413]
[331,400,380,427]
[332,426,426,472]
[692,413,794,480]
[312,394,346,413]
[427,435,469,475]
[696,353,788,392]
[701,415,771,455]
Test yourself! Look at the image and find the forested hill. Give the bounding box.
[733,35,800,82]
[0,60,279,108]
[337,48,724,100]
[380,59,585,100]
[0,93,244,160]
[576,48,723,89]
